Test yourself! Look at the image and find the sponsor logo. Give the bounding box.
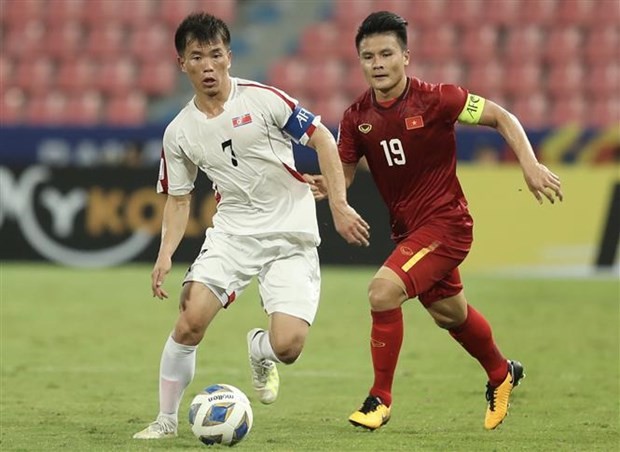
[371,338,386,347]
[405,115,424,130]
[358,123,372,134]
[232,113,252,128]
[400,246,413,256]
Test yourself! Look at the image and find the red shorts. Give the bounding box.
[384,219,473,307]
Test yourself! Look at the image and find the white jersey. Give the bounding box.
[157,77,321,245]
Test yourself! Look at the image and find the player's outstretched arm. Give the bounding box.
[151,193,192,299]
[306,124,370,246]
[478,100,564,204]
[303,162,357,201]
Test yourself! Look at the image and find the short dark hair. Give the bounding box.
[355,11,408,51]
[174,12,231,56]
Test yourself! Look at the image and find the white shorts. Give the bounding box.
[184,228,321,325]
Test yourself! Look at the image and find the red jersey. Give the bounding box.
[338,77,471,242]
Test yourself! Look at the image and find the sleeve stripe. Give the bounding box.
[157,147,169,194]
[237,82,296,110]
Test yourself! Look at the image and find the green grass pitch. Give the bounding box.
[1,263,618,451]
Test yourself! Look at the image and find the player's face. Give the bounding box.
[179,38,232,98]
[358,33,409,100]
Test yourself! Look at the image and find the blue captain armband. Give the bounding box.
[283,105,319,144]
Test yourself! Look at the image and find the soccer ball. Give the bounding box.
[189,384,253,446]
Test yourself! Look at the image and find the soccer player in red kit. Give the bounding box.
[306,11,563,431]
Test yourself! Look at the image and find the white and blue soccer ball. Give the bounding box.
[189,384,253,446]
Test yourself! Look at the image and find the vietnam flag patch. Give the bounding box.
[405,115,424,130]
[232,113,252,128]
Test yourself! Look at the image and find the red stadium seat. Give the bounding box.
[556,0,595,25]
[65,91,103,125]
[47,0,86,25]
[586,63,620,98]
[483,0,520,25]
[104,93,147,125]
[313,93,351,127]
[1,0,46,24]
[584,27,619,66]
[372,0,412,19]
[3,20,46,59]
[85,23,127,60]
[518,0,557,25]
[305,59,345,99]
[547,62,585,99]
[56,59,97,94]
[589,97,620,128]
[465,61,505,100]
[503,62,542,97]
[416,24,457,63]
[511,91,548,129]
[0,54,15,89]
[407,0,446,28]
[129,23,175,64]
[14,57,56,96]
[543,27,583,64]
[549,97,586,127]
[45,21,86,62]
[298,23,339,62]
[592,0,620,25]
[333,0,375,29]
[461,25,499,64]
[445,0,484,26]
[96,58,137,96]
[195,0,237,24]
[267,57,309,98]
[504,25,544,64]
[81,0,127,26]
[159,0,200,29]
[343,63,370,100]
[0,88,26,124]
[26,91,68,125]
[424,62,464,85]
[137,60,178,96]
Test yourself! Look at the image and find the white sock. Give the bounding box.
[250,330,281,363]
[158,335,197,422]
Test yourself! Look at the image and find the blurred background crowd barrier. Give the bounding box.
[1,0,618,272]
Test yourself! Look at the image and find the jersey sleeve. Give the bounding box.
[337,109,361,164]
[438,84,469,124]
[157,125,197,195]
[264,86,321,146]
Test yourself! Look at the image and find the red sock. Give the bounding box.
[369,308,403,407]
[449,305,508,386]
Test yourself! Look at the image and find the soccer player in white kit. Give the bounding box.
[133,13,370,439]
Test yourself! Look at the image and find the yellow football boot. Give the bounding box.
[485,360,525,430]
[349,396,391,430]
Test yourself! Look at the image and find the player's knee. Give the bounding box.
[368,280,402,311]
[271,334,304,364]
[428,307,467,329]
[174,314,206,346]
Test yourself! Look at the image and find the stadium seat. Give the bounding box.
[313,93,351,127]
[305,59,345,99]
[85,23,126,60]
[65,91,103,125]
[45,21,86,62]
[503,62,542,97]
[137,60,178,96]
[511,91,548,129]
[519,0,557,25]
[424,62,464,85]
[461,25,499,64]
[298,23,339,62]
[333,0,375,29]
[592,0,620,25]
[372,0,411,19]
[267,57,309,98]
[407,0,446,28]
[549,97,585,126]
[129,23,175,64]
[159,0,201,29]
[445,0,484,26]
[556,0,595,25]
[584,27,619,66]
[3,20,46,59]
[343,63,370,100]
[104,92,147,125]
[47,0,86,25]
[543,27,583,64]
[504,25,544,64]
[25,91,68,125]
[14,57,56,96]
[0,87,26,124]
[96,58,137,96]
[465,61,504,100]
[56,59,97,94]
[585,63,620,98]
[416,24,457,63]
[0,54,15,90]
[195,0,237,24]
[547,62,585,99]
[483,0,520,25]
[81,0,129,26]
[1,0,46,24]
[589,97,620,128]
